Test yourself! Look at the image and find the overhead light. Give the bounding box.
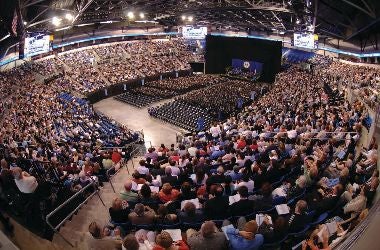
[139,13,145,19]
[296,19,300,24]
[181,15,186,21]
[127,11,134,19]
[23,21,27,25]
[77,23,94,27]
[55,26,71,31]
[100,20,114,24]
[52,17,62,26]
[65,13,74,21]
[279,31,285,35]
[187,16,193,22]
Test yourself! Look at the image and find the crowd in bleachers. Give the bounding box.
[322,61,379,108]
[0,39,379,248]
[0,63,140,237]
[15,39,196,95]
[85,63,380,250]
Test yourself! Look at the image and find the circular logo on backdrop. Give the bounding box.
[243,61,250,69]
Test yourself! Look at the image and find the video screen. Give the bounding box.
[24,34,51,57]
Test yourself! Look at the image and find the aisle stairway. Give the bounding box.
[51,160,138,249]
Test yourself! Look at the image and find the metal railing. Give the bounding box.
[106,144,144,193]
[45,180,105,247]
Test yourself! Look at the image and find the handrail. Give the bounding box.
[45,180,105,247]
[106,162,126,193]
[107,145,142,193]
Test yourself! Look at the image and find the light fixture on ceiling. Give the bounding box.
[181,15,186,21]
[127,11,134,19]
[139,13,145,19]
[187,16,193,22]
[52,17,62,26]
[65,13,74,21]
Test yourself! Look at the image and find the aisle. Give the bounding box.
[93,97,183,146]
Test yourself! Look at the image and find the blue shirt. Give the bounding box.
[210,150,225,160]
[226,227,264,250]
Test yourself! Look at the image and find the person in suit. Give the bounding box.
[187,221,228,250]
[314,184,343,215]
[128,203,156,225]
[253,182,273,211]
[109,198,130,223]
[160,167,178,186]
[230,186,255,216]
[204,185,229,220]
[177,201,205,223]
[287,200,308,233]
[206,166,226,188]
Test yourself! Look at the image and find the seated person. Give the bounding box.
[204,185,229,220]
[120,180,139,203]
[187,221,228,250]
[258,216,288,244]
[122,233,154,250]
[236,175,255,193]
[177,201,205,223]
[153,231,189,250]
[128,203,156,225]
[109,198,130,223]
[12,167,38,194]
[88,221,122,250]
[155,204,178,224]
[139,184,158,201]
[206,166,226,187]
[158,183,180,203]
[177,182,197,202]
[230,186,255,216]
[251,182,273,211]
[224,218,264,250]
[287,200,308,233]
[159,167,178,186]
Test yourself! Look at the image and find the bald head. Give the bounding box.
[124,180,132,191]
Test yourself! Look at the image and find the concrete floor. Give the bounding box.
[93,97,185,147]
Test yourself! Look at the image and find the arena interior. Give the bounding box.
[0,1,379,250]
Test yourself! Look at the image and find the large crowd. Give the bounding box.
[87,61,379,249]
[322,61,379,108]
[0,60,140,236]
[0,40,379,250]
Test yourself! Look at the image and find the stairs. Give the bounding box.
[51,160,139,249]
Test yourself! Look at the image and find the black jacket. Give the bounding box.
[230,199,255,216]
[204,196,230,220]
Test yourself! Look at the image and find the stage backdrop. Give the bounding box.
[205,35,282,82]
[232,59,263,74]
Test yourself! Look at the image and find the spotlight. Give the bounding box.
[296,18,300,24]
[23,21,27,25]
[139,13,145,19]
[52,16,61,26]
[181,15,186,21]
[187,16,193,22]
[127,11,134,19]
[65,13,74,21]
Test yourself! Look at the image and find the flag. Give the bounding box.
[11,9,18,37]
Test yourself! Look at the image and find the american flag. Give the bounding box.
[10,4,24,40]
[11,9,18,37]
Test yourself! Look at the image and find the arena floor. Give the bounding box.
[93,97,185,147]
